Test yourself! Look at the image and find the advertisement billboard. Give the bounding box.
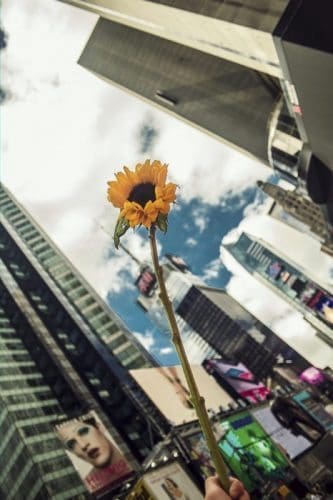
[54,410,132,495]
[142,461,203,499]
[299,367,325,386]
[266,261,282,280]
[130,365,233,425]
[217,411,289,492]
[205,360,271,404]
[292,390,333,431]
[182,431,215,479]
[315,294,333,324]
[135,266,156,297]
[252,406,312,460]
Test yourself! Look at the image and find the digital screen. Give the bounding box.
[291,278,306,296]
[183,432,215,479]
[300,367,325,386]
[252,406,312,460]
[299,283,317,305]
[266,262,282,280]
[218,411,289,492]
[279,270,291,283]
[293,391,333,431]
[307,290,324,309]
[135,267,156,296]
[206,360,271,404]
[315,295,333,324]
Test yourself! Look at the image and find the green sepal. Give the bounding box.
[156,213,168,233]
[114,216,130,249]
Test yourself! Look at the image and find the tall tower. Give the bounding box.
[60,0,286,164]
[59,0,333,226]
[0,184,170,497]
[258,180,333,257]
[224,232,333,351]
[136,254,309,379]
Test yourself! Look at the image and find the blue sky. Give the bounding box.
[2,0,332,369]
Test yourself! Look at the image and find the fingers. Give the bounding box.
[229,477,250,500]
[205,476,230,500]
[205,476,251,500]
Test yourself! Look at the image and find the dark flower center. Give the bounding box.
[128,183,155,207]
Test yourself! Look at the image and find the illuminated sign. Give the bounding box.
[135,267,157,297]
[217,411,289,492]
[205,360,271,404]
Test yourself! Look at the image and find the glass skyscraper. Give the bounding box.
[136,255,308,379]
[225,232,333,348]
[0,184,169,498]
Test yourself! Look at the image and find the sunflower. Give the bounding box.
[107,160,177,247]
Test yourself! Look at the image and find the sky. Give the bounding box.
[2,0,332,368]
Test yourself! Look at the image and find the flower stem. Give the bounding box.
[149,226,230,492]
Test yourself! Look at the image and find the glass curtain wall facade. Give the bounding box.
[77,17,281,164]
[176,286,308,379]
[0,184,155,370]
[137,261,219,364]
[0,184,171,496]
[225,233,333,346]
[0,281,89,500]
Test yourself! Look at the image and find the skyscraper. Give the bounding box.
[136,254,308,379]
[60,0,285,164]
[0,184,170,497]
[59,0,333,225]
[224,232,333,350]
[136,255,219,364]
[258,181,333,256]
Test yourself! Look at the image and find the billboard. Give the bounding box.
[252,406,312,460]
[142,461,203,499]
[135,266,156,297]
[182,431,215,479]
[315,294,333,324]
[130,365,233,425]
[205,360,271,404]
[217,411,289,493]
[54,410,132,495]
[299,367,325,386]
[292,390,333,431]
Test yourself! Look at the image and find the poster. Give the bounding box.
[130,365,233,425]
[142,462,203,500]
[55,410,132,494]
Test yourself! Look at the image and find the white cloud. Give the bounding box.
[133,330,156,351]
[201,258,222,282]
[159,347,173,355]
[185,237,198,247]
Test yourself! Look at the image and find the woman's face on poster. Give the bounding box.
[58,421,114,468]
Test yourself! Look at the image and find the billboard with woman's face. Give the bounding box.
[130,365,233,425]
[54,410,132,494]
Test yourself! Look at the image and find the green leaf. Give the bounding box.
[113,217,130,249]
[156,213,168,233]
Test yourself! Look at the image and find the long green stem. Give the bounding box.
[149,226,230,491]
